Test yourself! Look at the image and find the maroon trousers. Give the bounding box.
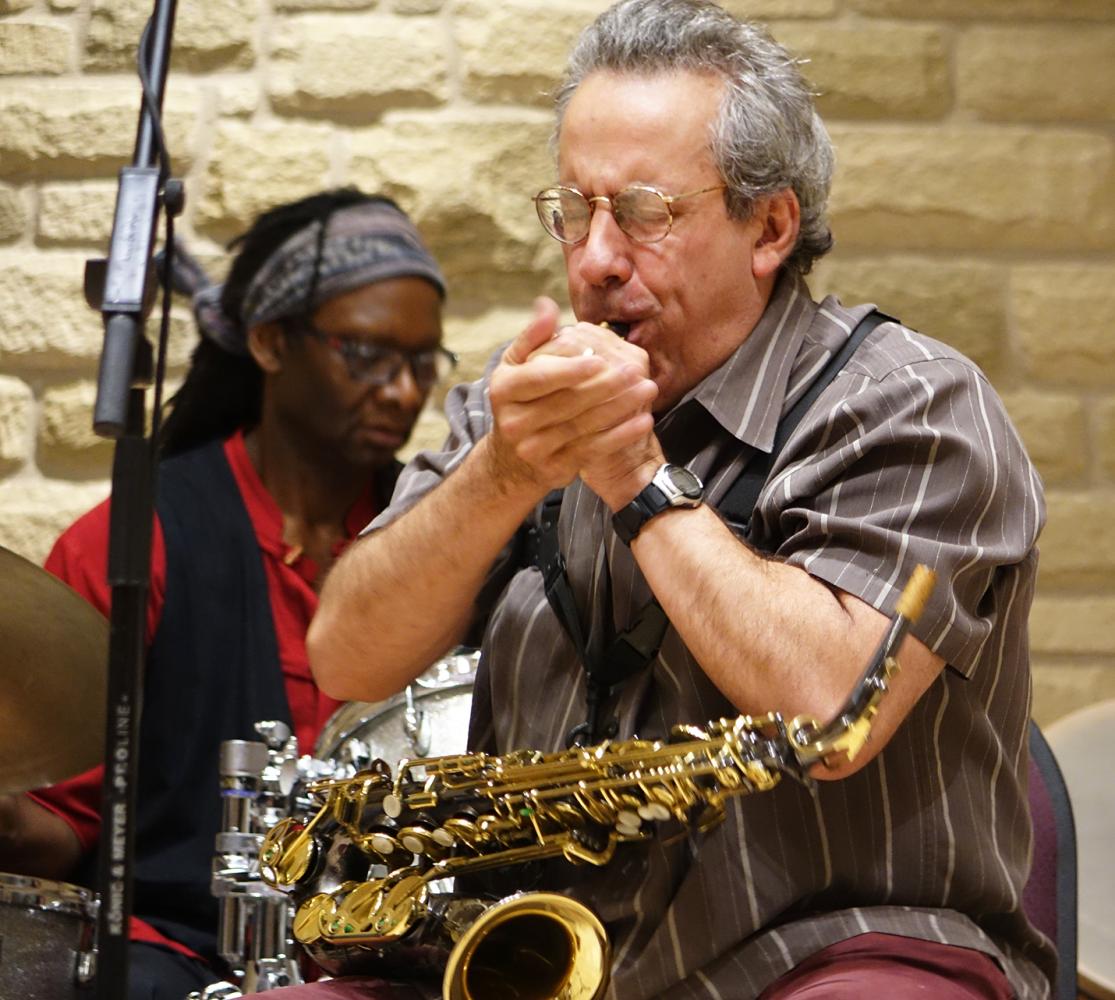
[268,931,1015,999]
[759,932,1014,1000]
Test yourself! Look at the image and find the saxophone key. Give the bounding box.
[369,874,429,939]
[431,826,456,848]
[370,832,401,858]
[442,815,481,849]
[332,880,385,938]
[397,822,447,859]
[637,802,672,822]
[290,891,336,944]
[615,809,642,835]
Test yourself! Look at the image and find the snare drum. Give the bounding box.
[0,872,96,999]
[314,648,479,765]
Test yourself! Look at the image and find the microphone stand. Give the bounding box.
[83,0,180,996]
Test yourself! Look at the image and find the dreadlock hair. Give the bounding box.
[158,187,400,457]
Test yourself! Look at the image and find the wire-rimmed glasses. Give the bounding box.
[533,183,726,245]
[285,319,457,391]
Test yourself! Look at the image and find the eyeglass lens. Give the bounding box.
[286,317,455,390]
[535,187,674,244]
[340,342,452,388]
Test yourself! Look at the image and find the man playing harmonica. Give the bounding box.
[304,1,1052,997]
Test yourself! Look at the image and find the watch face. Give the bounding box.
[665,465,703,499]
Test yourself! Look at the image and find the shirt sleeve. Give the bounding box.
[27,500,167,850]
[368,352,528,636]
[370,363,497,531]
[759,354,1045,677]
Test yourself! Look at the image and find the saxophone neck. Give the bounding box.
[788,564,937,767]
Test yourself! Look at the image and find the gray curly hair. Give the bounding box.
[553,0,835,274]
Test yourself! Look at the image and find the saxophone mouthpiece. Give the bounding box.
[894,564,936,623]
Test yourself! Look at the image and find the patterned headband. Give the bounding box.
[180,201,446,356]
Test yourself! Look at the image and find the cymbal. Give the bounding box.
[0,545,108,794]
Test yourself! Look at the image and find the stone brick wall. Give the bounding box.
[1,0,1112,725]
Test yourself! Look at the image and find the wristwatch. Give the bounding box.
[612,463,704,545]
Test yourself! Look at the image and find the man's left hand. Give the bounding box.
[528,321,664,510]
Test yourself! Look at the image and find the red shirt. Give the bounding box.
[30,430,377,959]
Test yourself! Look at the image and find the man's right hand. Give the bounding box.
[485,297,659,498]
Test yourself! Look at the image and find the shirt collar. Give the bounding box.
[670,270,818,454]
[222,429,389,573]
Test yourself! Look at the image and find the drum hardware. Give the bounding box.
[200,723,314,998]
[260,569,936,1000]
[0,545,109,795]
[0,872,98,999]
[403,686,431,758]
[195,650,480,997]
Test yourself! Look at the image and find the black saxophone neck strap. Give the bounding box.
[527,309,894,746]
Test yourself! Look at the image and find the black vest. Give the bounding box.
[78,440,290,963]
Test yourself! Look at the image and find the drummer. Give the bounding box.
[0,189,451,999]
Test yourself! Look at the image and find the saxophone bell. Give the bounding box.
[287,882,610,1000]
[443,892,609,1000]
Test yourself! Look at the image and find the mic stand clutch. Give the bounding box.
[83,0,181,997]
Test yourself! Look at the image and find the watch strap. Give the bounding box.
[612,481,667,544]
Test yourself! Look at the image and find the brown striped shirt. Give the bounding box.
[377,272,1053,999]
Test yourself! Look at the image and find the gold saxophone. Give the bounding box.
[260,566,936,1000]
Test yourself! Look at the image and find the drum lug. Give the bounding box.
[76,948,96,985]
[404,685,432,758]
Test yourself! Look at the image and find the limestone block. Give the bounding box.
[998,392,1087,487]
[84,0,258,73]
[772,23,948,119]
[0,253,104,367]
[722,0,837,16]
[348,110,568,306]
[0,478,110,565]
[1038,491,1115,589]
[958,27,1115,123]
[269,15,449,120]
[443,307,539,385]
[37,182,117,248]
[811,255,1008,380]
[1032,662,1115,729]
[1097,398,1115,480]
[1012,264,1115,387]
[391,0,443,11]
[0,83,196,181]
[847,0,1112,18]
[49,0,79,9]
[0,21,71,75]
[192,122,333,243]
[0,184,26,243]
[0,375,32,472]
[454,0,609,107]
[0,0,34,12]
[827,125,1115,253]
[1029,595,1115,657]
[213,79,261,118]
[39,380,115,476]
[275,0,377,8]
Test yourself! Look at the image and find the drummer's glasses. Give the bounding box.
[285,319,458,391]
[533,183,726,245]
